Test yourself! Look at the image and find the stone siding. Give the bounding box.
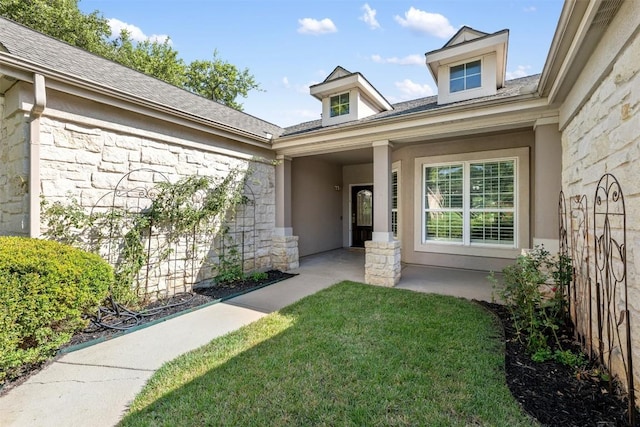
[364,240,401,286]
[562,32,640,397]
[3,112,276,296]
[0,101,29,236]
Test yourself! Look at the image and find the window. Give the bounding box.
[450,60,481,93]
[391,170,398,237]
[330,93,350,117]
[424,159,515,246]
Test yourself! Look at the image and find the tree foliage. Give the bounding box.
[0,0,260,110]
[185,50,261,110]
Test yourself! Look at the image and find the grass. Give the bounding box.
[119,281,537,427]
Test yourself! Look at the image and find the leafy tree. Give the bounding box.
[185,51,261,111]
[108,30,186,87]
[0,0,112,56]
[0,0,262,110]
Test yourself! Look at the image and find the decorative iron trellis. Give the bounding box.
[569,194,592,356]
[558,191,571,319]
[593,173,634,426]
[560,173,635,425]
[86,168,257,330]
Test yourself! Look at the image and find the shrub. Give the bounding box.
[0,237,113,384]
[491,246,571,358]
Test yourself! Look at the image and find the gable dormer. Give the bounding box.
[310,66,392,127]
[425,26,509,105]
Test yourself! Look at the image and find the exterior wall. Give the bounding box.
[394,129,535,271]
[533,122,562,252]
[342,163,373,247]
[2,85,277,295]
[560,2,640,398]
[0,86,30,235]
[291,156,343,256]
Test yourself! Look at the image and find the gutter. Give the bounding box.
[29,73,45,238]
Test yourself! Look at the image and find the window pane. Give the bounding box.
[450,64,465,79]
[466,60,481,75]
[466,73,481,89]
[426,211,463,242]
[357,190,372,226]
[450,78,464,93]
[470,212,513,245]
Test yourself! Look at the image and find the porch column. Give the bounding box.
[272,154,299,271]
[365,141,401,287]
[533,118,562,253]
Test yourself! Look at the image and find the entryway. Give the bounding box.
[351,185,373,247]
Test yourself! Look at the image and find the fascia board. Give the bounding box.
[273,97,552,155]
[310,73,392,111]
[0,53,273,147]
[426,31,508,65]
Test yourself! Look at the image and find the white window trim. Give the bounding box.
[448,57,484,95]
[413,147,529,259]
[329,92,350,117]
[450,59,482,93]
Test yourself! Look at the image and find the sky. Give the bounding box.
[78,0,564,128]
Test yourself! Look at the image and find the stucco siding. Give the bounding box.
[394,130,535,271]
[291,156,343,256]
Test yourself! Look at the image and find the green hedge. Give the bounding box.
[0,237,113,384]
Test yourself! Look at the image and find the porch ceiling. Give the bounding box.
[299,147,373,165]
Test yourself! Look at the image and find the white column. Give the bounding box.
[372,140,393,242]
[274,154,293,236]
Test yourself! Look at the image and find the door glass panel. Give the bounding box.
[357,190,372,226]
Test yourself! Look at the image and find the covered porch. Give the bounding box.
[291,248,496,302]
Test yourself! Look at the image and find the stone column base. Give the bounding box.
[365,240,401,287]
[271,235,299,271]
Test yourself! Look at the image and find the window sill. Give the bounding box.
[414,242,521,259]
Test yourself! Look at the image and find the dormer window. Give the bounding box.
[330,93,350,117]
[450,60,481,93]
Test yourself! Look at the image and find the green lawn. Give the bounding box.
[120,281,537,427]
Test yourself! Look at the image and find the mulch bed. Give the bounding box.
[479,301,638,427]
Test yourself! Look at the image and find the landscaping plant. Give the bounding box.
[492,246,579,366]
[0,237,113,384]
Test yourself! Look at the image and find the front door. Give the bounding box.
[351,185,373,247]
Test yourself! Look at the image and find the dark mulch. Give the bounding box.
[480,301,638,427]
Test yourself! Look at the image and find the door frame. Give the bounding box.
[349,183,373,247]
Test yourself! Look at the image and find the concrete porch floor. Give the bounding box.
[297,248,498,302]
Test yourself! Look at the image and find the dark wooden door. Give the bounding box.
[351,185,373,247]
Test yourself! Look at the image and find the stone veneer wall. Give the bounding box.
[561,32,640,397]
[0,100,29,235]
[364,240,401,286]
[22,114,275,296]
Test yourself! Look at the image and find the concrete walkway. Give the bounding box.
[0,249,494,427]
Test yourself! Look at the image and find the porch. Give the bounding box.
[288,248,497,302]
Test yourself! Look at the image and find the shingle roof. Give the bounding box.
[0,17,283,140]
[282,74,541,137]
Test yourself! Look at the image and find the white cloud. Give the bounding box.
[297,18,338,35]
[506,65,532,80]
[394,7,456,38]
[282,77,290,88]
[523,6,537,13]
[394,79,435,99]
[360,3,380,30]
[371,54,423,65]
[108,18,170,44]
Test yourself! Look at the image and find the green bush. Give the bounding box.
[0,237,113,384]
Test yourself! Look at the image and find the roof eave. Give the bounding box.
[0,53,277,147]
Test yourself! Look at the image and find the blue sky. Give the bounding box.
[79,0,564,128]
